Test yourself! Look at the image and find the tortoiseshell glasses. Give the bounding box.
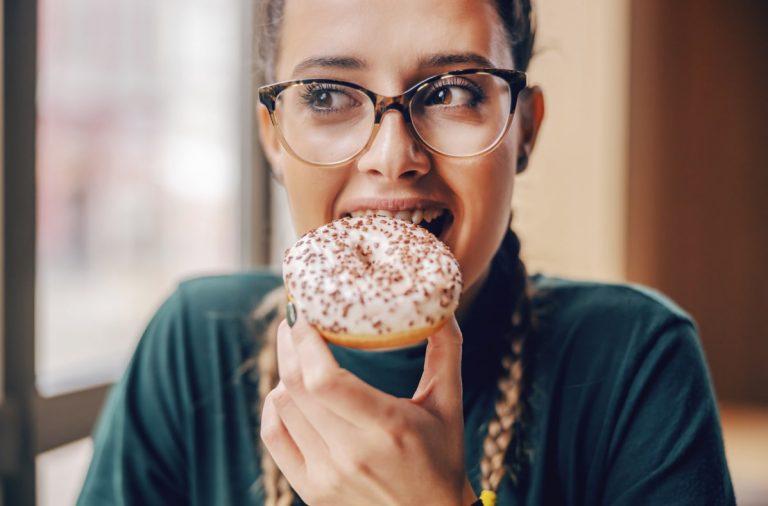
[258,68,527,166]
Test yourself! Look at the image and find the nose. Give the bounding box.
[355,108,431,181]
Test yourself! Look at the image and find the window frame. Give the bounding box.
[3,2,38,504]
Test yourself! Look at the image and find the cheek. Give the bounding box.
[466,154,515,214]
[443,146,516,289]
[281,161,348,234]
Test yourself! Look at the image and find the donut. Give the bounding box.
[282,215,463,349]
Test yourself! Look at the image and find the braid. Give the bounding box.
[480,224,538,491]
[251,285,295,506]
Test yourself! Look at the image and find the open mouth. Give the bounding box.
[419,209,453,240]
[341,208,454,240]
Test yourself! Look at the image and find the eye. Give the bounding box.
[300,84,360,113]
[309,89,334,108]
[422,78,486,108]
[426,87,468,106]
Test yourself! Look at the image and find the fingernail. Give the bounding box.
[286,302,297,327]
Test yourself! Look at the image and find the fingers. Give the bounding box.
[282,313,403,428]
[270,382,328,463]
[278,316,338,390]
[412,315,463,418]
[260,387,306,486]
[276,320,361,445]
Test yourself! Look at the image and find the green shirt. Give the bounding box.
[77,264,735,505]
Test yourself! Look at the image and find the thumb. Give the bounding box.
[412,315,463,418]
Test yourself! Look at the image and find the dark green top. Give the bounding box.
[77,261,735,505]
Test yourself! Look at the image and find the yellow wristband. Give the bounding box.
[479,490,497,506]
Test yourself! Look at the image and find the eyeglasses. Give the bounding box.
[258,68,527,166]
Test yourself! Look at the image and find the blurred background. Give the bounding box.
[2,0,766,505]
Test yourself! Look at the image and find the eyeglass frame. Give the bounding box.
[257,67,527,167]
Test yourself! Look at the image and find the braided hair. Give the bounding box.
[479,222,537,491]
[252,2,538,503]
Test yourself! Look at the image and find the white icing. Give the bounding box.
[282,216,463,336]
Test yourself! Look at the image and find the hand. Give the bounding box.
[260,310,478,506]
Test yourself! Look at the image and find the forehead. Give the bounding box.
[275,0,511,87]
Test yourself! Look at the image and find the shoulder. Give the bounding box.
[524,276,732,504]
[528,273,704,389]
[175,269,284,317]
[129,269,285,400]
[531,272,693,327]
[530,272,696,349]
[161,267,284,365]
[140,269,284,354]
[82,270,284,504]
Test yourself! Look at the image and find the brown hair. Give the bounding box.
[254,0,537,82]
[251,1,538,504]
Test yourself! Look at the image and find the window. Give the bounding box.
[36,0,246,396]
[2,0,270,504]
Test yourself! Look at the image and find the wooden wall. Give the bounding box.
[627,0,768,404]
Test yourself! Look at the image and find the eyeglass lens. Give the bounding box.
[273,73,513,165]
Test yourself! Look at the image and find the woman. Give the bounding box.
[78,0,735,505]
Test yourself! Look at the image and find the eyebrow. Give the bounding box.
[290,52,497,78]
[418,52,496,69]
[291,56,366,77]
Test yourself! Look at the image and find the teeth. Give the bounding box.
[347,208,445,224]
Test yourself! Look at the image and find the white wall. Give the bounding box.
[514,0,629,281]
[270,0,631,282]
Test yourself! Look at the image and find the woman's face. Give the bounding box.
[258,0,543,300]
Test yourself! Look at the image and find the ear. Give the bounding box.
[256,103,285,184]
[515,85,545,174]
